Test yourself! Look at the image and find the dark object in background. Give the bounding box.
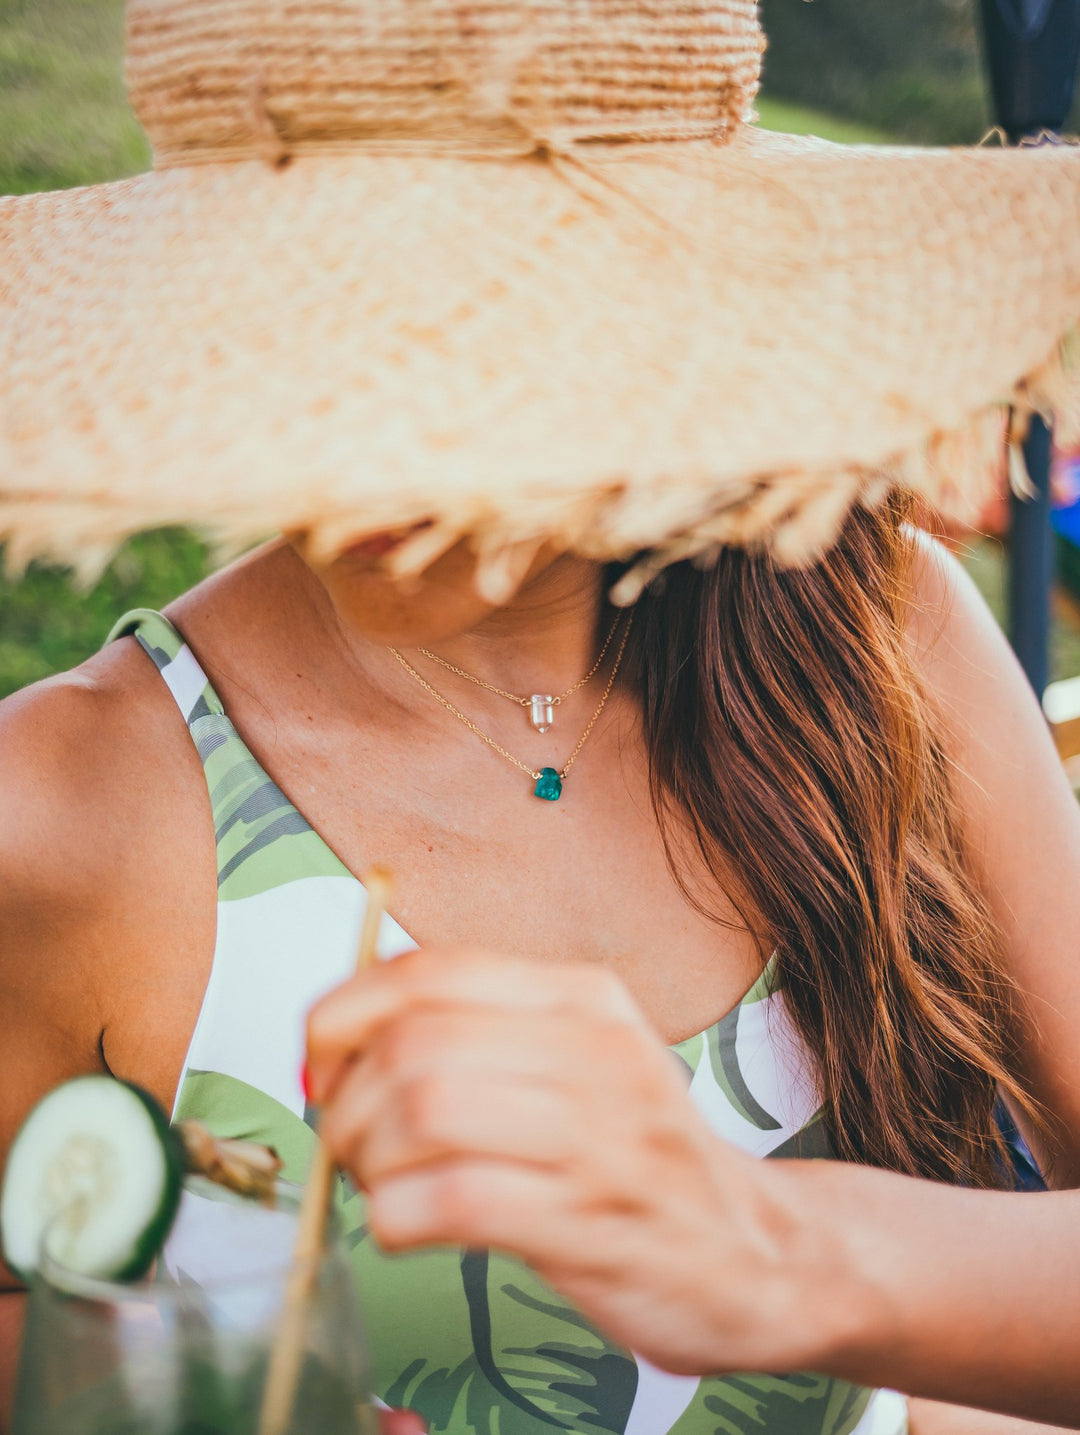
[760,0,1080,146]
[979,0,1080,698]
[1007,419,1055,700]
[979,0,1080,140]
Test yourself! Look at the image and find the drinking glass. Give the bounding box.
[13,1176,372,1435]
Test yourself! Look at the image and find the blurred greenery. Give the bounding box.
[0,0,1078,699]
[755,97,890,145]
[0,0,147,195]
[761,0,1080,144]
[0,531,210,694]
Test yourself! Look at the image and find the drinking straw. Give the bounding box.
[258,866,395,1435]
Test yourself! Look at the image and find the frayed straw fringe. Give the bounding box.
[2,323,1077,598]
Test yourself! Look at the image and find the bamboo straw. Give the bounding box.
[258,866,395,1435]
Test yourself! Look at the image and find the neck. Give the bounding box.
[420,555,611,695]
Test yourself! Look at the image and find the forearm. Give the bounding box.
[772,1161,1080,1426]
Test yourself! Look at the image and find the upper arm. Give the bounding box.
[0,644,216,1290]
[0,676,117,1287]
[904,534,1080,1184]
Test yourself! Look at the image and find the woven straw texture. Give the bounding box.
[1,0,1079,590]
[128,0,765,160]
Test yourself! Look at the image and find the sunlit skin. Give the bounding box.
[2,528,1080,1434]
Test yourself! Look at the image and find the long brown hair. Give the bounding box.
[626,498,1035,1187]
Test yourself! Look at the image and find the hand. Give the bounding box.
[306,949,810,1377]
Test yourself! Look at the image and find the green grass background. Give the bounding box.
[0,0,1076,697]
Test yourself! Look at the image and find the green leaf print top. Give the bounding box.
[109,610,908,1435]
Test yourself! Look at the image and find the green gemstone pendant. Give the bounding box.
[534,767,563,801]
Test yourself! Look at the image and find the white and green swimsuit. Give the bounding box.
[111,609,908,1435]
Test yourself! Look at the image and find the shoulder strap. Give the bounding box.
[106,609,224,725]
[106,609,348,898]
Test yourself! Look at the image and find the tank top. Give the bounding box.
[109,609,908,1435]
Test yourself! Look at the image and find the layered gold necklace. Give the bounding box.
[388,612,632,801]
[413,611,622,733]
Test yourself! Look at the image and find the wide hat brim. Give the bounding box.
[1,125,1078,596]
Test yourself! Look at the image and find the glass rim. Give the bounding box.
[36,1174,330,1303]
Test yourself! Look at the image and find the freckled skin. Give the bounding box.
[2,532,1080,1431]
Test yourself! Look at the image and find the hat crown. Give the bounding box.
[126,0,764,164]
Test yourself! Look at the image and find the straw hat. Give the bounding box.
[1,0,1078,597]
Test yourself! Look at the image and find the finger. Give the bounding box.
[319,1011,571,1158]
[307,949,643,1098]
[316,1002,668,1173]
[325,1065,575,1187]
[369,1158,654,1288]
[367,1157,580,1261]
[334,1004,637,1108]
[379,1410,427,1435]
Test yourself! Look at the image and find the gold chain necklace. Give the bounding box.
[414,612,622,733]
[388,613,632,801]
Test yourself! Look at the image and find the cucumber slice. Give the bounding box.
[1,1076,184,1283]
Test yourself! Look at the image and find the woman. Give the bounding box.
[3,1,1080,1431]
[4,514,1080,1434]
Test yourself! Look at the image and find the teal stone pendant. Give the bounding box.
[534,767,563,801]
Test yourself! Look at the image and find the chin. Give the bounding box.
[301,540,500,647]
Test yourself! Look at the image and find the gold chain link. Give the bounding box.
[414,611,621,709]
[557,615,632,778]
[388,613,632,785]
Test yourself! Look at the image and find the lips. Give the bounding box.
[344,531,407,559]
[341,520,433,561]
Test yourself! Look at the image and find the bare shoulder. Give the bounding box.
[0,634,218,1250]
[901,529,1078,850]
[901,531,1061,802]
[0,636,202,913]
[903,531,1080,1176]
[0,540,300,932]
[0,541,263,924]
[903,530,1032,712]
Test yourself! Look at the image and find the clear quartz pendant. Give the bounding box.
[529,694,555,733]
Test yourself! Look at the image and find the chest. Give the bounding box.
[236,695,764,1045]
[103,646,763,1107]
